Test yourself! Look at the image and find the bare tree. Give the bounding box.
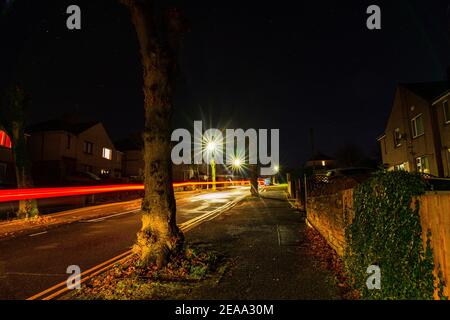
[0,85,39,218]
[121,0,186,267]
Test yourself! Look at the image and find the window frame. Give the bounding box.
[102,147,112,160]
[393,128,402,147]
[83,141,94,155]
[444,100,450,124]
[416,156,430,174]
[411,114,425,139]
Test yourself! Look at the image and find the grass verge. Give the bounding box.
[67,244,231,300]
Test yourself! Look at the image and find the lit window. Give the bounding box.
[100,169,110,176]
[444,100,450,124]
[0,131,12,149]
[416,156,430,174]
[411,114,424,138]
[395,162,408,171]
[102,147,112,160]
[321,161,326,167]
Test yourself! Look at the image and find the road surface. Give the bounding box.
[0,187,249,300]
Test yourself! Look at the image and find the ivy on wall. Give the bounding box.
[344,170,446,300]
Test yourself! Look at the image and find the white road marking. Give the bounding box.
[184,204,210,213]
[83,209,140,223]
[29,231,48,237]
[276,225,281,246]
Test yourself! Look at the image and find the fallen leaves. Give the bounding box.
[71,245,224,300]
[304,226,359,300]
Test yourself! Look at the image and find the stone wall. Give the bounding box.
[307,189,450,297]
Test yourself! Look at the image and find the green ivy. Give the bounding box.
[344,170,446,300]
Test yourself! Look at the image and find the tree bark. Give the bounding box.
[0,86,39,219]
[121,0,184,267]
[11,122,38,218]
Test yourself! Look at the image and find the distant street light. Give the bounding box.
[206,141,217,153]
[233,158,242,169]
[274,165,280,174]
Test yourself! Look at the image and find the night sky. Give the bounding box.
[2,0,450,168]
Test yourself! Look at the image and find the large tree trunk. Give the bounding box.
[122,0,184,267]
[11,122,39,218]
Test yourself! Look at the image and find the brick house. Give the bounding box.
[27,118,123,184]
[378,82,450,177]
[305,152,336,171]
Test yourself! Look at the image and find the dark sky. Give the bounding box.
[2,0,450,168]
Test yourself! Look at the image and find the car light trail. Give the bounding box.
[0,180,264,202]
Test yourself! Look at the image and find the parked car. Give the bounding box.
[66,171,102,185]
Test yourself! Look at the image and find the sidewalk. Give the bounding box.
[185,187,339,299]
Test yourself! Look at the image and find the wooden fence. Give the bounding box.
[418,192,450,296]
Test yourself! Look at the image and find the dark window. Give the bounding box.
[411,114,424,138]
[0,163,7,179]
[444,101,450,124]
[67,134,72,149]
[393,128,402,147]
[83,141,93,154]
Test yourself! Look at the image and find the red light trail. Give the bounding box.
[0,180,264,203]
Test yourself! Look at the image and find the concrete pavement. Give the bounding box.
[185,186,338,299]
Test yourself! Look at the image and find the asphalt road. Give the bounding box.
[0,187,250,300]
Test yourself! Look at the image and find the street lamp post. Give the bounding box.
[206,140,218,191]
[273,165,280,185]
[211,158,216,191]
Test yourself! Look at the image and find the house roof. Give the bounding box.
[27,119,99,135]
[401,81,450,102]
[115,133,143,151]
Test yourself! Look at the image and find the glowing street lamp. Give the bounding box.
[274,165,280,174]
[232,158,242,169]
[206,141,217,153]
